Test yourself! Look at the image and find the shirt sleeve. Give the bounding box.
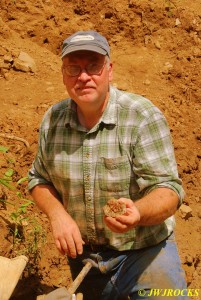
[132,110,185,205]
[28,108,53,191]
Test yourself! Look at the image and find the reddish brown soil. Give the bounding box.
[0,0,201,299]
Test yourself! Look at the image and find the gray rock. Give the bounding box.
[13,51,36,73]
[179,204,193,220]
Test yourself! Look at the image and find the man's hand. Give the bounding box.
[104,188,179,232]
[30,185,85,258]
[49,209,85,258]
[104,198,140,233]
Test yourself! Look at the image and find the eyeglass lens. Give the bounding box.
[64,62,106,76]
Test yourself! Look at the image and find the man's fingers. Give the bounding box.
[104,216,128,232]
[116,213,135,225]
[51,216,84,258]
[55,239,66,255]
[76,239,85,255]
[66,236,78,258]
[72,231,84,255]
[104,206,140,233]
[55,236,77,258]
[61,231,84,258]
[119,198,134,208]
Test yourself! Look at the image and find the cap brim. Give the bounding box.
[61,44,108,58]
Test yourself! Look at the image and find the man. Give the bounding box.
[28,30,189,299]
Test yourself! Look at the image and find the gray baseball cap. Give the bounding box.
[61,30,110,58]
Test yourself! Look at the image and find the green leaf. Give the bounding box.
[0,178,15,190]
[17,176,28,185]
[0,145,9,153]
[19,207,27,213]
[11,212,18,220]
[20,200,34,208]
[5,169,14,177]
[16,191,22,198]
[0,199,14,206]
[7,158,15,164]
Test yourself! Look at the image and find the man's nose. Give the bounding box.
[78,68,91,81]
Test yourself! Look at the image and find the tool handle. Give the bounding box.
[67,262,92,295]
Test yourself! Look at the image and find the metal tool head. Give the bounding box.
[43,287,71,300]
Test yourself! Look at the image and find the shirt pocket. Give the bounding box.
[98,155,130,192]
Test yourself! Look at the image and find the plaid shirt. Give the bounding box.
[28,86,184,250]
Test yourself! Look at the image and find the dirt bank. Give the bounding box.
[0,0,200,299]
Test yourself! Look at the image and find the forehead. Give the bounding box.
[63,50,105,63]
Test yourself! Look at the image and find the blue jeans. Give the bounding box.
[68,233,189,300]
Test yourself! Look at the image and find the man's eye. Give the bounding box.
[69,65,80,72]
[88,64,101,72]
[64,65,81,76]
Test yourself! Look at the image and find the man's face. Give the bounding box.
[62,51,113,108]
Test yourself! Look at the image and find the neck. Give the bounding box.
[77,99,108,130]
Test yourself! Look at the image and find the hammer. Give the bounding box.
[37,261,92,300]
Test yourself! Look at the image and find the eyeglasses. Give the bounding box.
[63,62,107,77]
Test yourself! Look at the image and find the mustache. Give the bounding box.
[75,84,95,90]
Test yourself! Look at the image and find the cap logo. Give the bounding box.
[70,35,95,43]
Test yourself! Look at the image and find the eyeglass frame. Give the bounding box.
[62,59,108,77]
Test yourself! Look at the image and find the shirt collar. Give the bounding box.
[100,86,117,126]
[64,85,117,130]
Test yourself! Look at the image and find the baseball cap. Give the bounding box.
[61,30,110,58]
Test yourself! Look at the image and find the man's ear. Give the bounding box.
[61,66,66,85]
[109,63,113,82]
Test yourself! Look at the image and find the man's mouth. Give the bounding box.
[76,86,94,93]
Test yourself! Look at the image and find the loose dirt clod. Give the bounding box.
[103,198,126,217]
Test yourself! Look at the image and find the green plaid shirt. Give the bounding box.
[28,86,184,250]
